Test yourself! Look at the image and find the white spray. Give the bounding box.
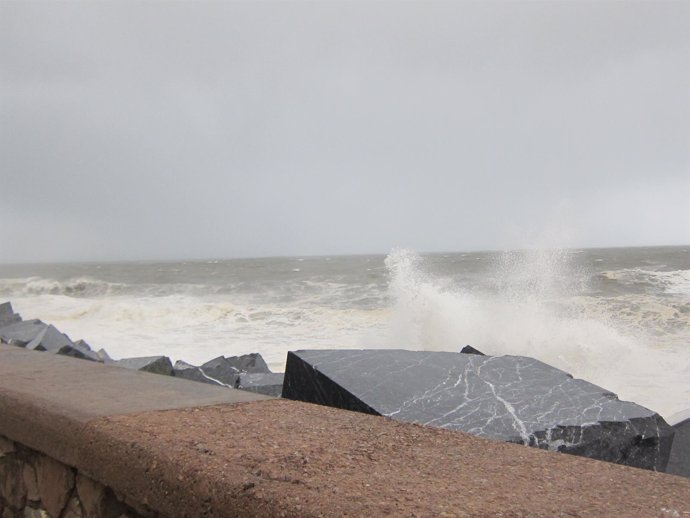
[384,248,688,419]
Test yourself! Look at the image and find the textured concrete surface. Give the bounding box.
[1,345,690,517]
[0,345,269,420]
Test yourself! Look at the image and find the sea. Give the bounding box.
[0,246,688,421]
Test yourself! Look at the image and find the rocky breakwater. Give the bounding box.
[0,302,283,397]
[283,348,679,472]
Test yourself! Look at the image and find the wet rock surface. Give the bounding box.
[0,304,104,363]
[666,409,690,478]
[283,349,675,471]
[197,356,241,387]
[111,356,174,376]
[174,354,280,393]
[236,372,284,397]
[0,302,283,396]
[0,303,20,327]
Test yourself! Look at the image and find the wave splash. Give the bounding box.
[384,248,686,417]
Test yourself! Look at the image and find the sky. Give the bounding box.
[1,0,689,263]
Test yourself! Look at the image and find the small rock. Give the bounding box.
[459,345,484,355]
[173,361,223,386]
[199,356,240,387]
[225,353,271,374]
[36,456,75,518]
[0,320,46,347]
[22,463,40,502]
[237,372,284,397]
[0,302,21,327]
[112,356,174,376]
[96,349,111,362]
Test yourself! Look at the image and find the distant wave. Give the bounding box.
[0,276,211,298]
[0,277,127,298]
[598,268,690,295]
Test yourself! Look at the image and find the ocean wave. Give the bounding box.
[0,276,222,299]
[598,268,690,295]
[0,277,127,298]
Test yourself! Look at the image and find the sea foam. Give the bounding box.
[384,248,689,419]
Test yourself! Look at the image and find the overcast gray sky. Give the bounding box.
[1,0,688,262]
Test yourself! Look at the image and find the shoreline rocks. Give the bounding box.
[667,409,690,478]
[0,301,282,398]
[3,300,689,476]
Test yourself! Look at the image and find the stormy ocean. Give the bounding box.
[0,246,688,420]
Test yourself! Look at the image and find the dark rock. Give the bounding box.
[95,348,111,362]
[0,436,15,456]
[25,325,100,362]
[0,320,46,346]
[460,345,485,355]
[71,339,103,362]
[25,324,70,351]
[25,324,72,351]
[0,302,21,327]
[173,360,226,387]
[199,356,241,387]
[22,463,40,503]
[35,456,74,518]
[75,345,102,363]
[73,339,92,351]
[236,372,284,397]
[0,457,26,510]
[224,353,271,374]
[666,409,690,478]
[283,349,674,471]
[113,356,174,376]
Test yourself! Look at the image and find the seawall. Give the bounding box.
[1,344,689,517]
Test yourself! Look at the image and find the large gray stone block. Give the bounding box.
[112,356,174,376]
[25,325,100,362]
[666,409,690,478]
[283,349,674,471]
[0,302,21,326]
[173,360,226,387]
[0,320,46,346]
[198,356,241,387]
[26,324,72,352]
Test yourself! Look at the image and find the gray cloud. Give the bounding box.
[1,0,688,262]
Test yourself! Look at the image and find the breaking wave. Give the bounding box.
[384,248,689,418]
[0,277,126,298]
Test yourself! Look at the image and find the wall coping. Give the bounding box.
[1,344,689,517]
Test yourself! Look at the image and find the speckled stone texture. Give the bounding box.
[83,400,690,518]
[283,349,675,470]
